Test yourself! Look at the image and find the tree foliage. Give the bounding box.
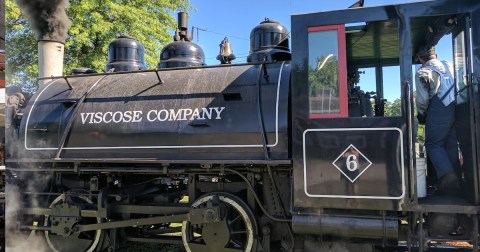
[384,98,402,117]
[307,56,340,113]
[383,97,424,146]
[6,0,191,92]
[308,56,339,97]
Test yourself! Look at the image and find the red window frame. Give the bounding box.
[307,25,348,119]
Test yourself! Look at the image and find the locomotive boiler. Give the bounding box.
[6,1,480,251]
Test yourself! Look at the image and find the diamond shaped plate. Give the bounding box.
[332,144,372,183]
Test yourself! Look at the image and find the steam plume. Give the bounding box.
[15,0,71,42]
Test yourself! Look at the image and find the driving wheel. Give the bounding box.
[44,192,103,252]
[182,192,257,252]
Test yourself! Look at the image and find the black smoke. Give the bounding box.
[15,0,71,42]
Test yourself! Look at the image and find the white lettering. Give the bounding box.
[94,112,102,124]
[346,155,358,171]
[79,107,225,124]
[183,108,193,120]
[103,112,113,123]
[201,108,212,119]
[158,109,168,121]
[169,109,182,121]
[214,107,226,119]
[112,111,123,123]
[123,111,133,123]
[89,113,95,124]
[191,108,200,119]
[80,113,92,124]
[147,110,157,122]
[132,111,142,122]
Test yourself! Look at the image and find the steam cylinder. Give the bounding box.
[292,215,398,245]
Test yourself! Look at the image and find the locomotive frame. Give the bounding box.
[5,0,480,251]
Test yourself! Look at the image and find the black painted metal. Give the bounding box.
[105,35,147,72]
[302,127,403,199]
[7,1,480,251]
[292,214,398,244]
[291,0,480,211]
[54,75,107,159]
[469,5,480,206]
[247,18,291,63]
[70,67,97,75]
[15,62,290,161]
[158,12,205,68]
[157,41,206,68]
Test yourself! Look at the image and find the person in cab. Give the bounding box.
[415,46,459,195]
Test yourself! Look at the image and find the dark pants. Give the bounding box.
[425,96,458,178]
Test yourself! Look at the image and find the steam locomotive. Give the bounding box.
[6,0,480,251]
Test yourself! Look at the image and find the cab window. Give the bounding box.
[307,25,348,118]
[308,19,401,119]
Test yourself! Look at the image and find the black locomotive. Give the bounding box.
[5,0,480,251]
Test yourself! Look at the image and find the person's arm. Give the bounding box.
[415,68,431,116]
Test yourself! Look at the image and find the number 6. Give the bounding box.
[346,154,358,171]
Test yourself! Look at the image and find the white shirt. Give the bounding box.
[415,58,454,115]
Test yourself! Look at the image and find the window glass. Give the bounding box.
[354,66,401,117]
[308,26,347,118]
[350,67,375,117]
[454,31,468,104]
[382,66,402,116]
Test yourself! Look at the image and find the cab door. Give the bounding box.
[291,12,407,211]
[451,16,479,204]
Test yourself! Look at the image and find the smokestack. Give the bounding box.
[15,0,71,87]
[38,40,65,82]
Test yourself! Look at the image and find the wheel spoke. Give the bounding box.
[229,214,242,225]
[182,193,256,252]
[192,236,204,243]
[72,236,97,249]
[45,193,102,252]
[230,238,244,248]
[230,230,247,235]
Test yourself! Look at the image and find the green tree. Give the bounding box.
[381,100,392,116]
[383,97,425,148]
[382,98,402,117]
[6,0,191,92]
[389,98,402,116]
[308,55,339,97]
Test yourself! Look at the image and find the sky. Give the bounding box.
[186,0,454,102]
[187,0,429,65]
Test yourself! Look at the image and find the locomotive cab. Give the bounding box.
[291,0,480,250]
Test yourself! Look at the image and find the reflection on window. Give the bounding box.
[308,25,347,118]
[454,31,468,104]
